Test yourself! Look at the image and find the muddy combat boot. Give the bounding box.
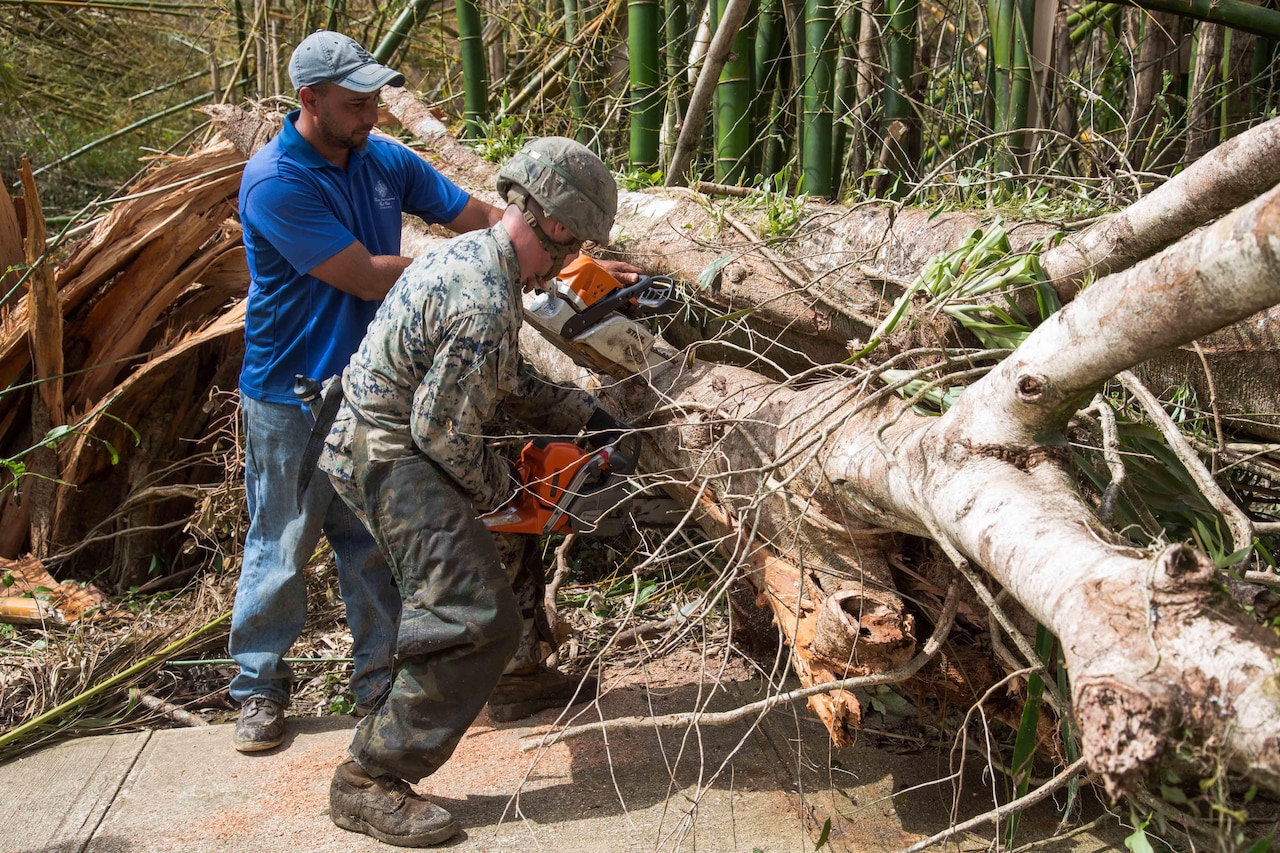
[487,666,599,723]
[329,760,458,847]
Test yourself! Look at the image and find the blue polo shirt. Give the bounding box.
[238,110,469,404]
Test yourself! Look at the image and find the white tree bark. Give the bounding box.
[526,179,1280,797]
[870,182,1280,794]
[1041,115,1280,299]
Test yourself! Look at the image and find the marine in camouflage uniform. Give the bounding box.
[320,225,600,775]
[319,137,620,847]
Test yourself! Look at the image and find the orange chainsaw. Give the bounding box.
[480,438,680,537]
[523,256,675,377]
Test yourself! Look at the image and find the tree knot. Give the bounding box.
[1015,372,1047,401]
[1153,543,1217,592]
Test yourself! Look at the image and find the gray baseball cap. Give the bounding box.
[288,31,405,93]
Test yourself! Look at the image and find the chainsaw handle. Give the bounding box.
[628,275,675,313]
[559,275,676,339]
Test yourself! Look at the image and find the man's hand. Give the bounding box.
[593,258,643,286]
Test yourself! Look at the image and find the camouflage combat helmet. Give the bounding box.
[496,137,618,244]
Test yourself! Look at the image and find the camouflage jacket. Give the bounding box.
[319,226,597,510]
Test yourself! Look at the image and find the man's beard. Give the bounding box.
[318,114,370,151]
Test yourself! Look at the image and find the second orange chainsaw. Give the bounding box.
[480,438,680,537]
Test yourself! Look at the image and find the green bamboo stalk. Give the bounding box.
[630,0,663,168]
[832,5,859,195]
[128,60,238,103]
[752,0,787,176]
[988,0,1014,140]
[884,0,917,122]
[880,0,917,195]
[372,0,434,63]
[665,0,751,185]
[762,79,789,178]
[32,93,215,179]
[803,0,837,195]
[1006,0,1035,158]
[714,0,753,182]
[455,0,487,137]
[1065,0,1103,27]
[1248,34,1275,118]
[565,0,587,143]
[0,611,232,755]
[1068,2,1118,43]
[1119,0,1280,40]
[325,0,343,31]
[665,0,691,121]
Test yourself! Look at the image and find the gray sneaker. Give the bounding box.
[232,695,285,752]
[329,759,458,847]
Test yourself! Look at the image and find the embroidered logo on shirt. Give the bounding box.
[375,178,395,210]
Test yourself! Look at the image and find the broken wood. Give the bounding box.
[128,688,209,727]
[0,595,64,627]
[0,142,246,571]
[19,160,59,558]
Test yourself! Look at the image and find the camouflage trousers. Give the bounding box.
[492,532,552,674]
[330,425,526,783]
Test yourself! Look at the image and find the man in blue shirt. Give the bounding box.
[230,31,504,752]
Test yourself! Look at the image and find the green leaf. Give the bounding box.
[871,686,913,713]
[1159,784,1187,804]
[814,817,832,850]
[1124,825,1155,853]
[41,424,75,445]
[697,256,732,292]
[635,580,659,606]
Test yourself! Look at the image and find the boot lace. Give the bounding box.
[373,775,414,810]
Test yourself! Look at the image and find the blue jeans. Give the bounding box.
[229,395,401,707]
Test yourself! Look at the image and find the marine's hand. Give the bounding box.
[593,258,643,286]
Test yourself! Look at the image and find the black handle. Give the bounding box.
[560,275,676,339]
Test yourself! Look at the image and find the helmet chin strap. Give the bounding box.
[511,194,583,284]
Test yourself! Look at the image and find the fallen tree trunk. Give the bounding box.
[830,181,1280,795]
[517,169,1280,796]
